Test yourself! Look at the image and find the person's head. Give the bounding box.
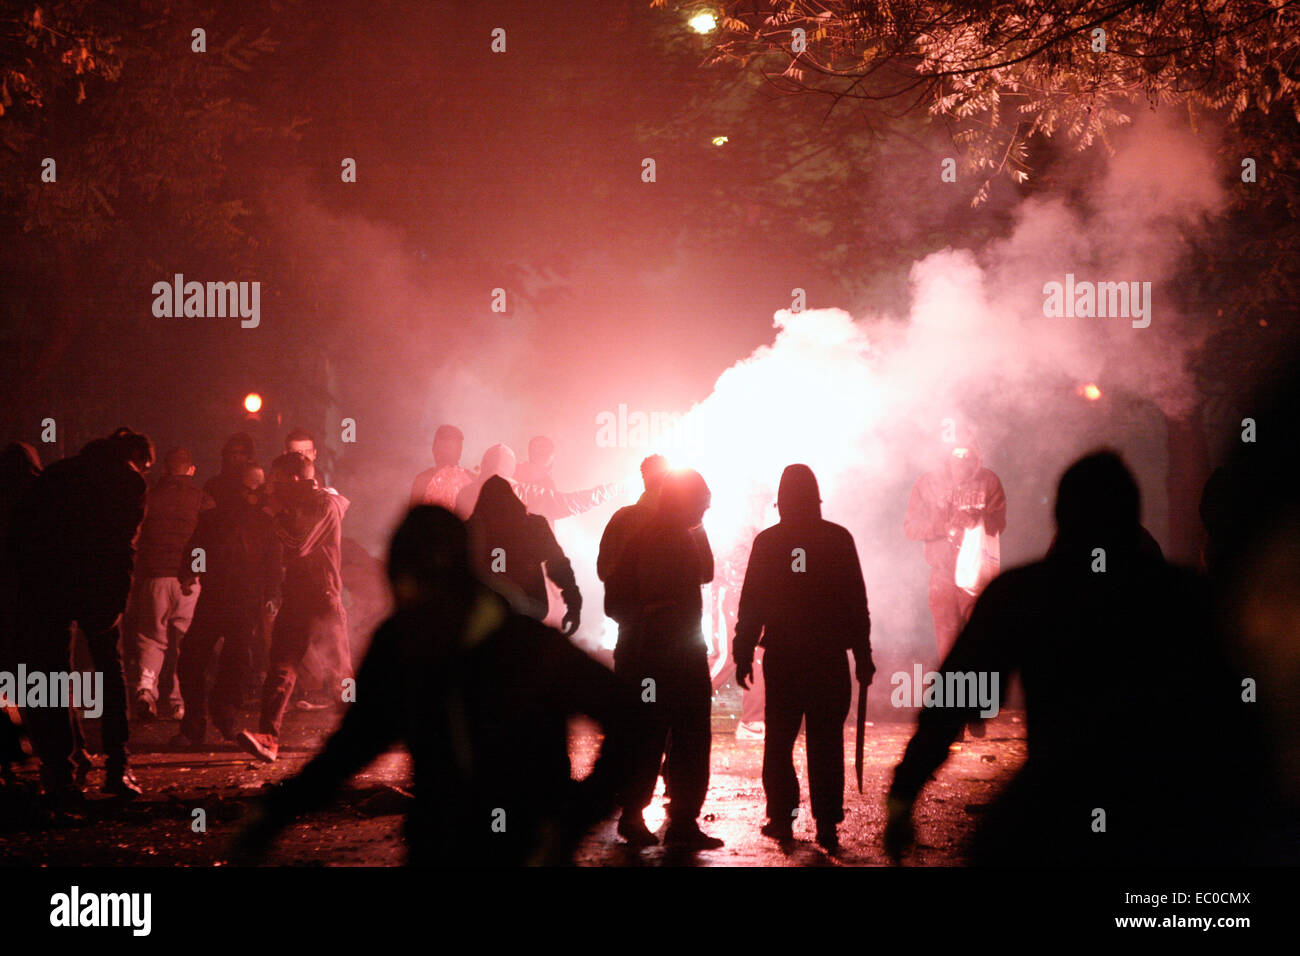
[657,468,710,529]
[470,474,527,526]
[432,424,464,468]
[240,461,265,493]
[284,427,316,462]
[944,423,981,484]
[268,451,314,495]
[640,454,670,496]
[776,463,822,522]
[1054,450,1141,542]
[104,427,154,475]
[387,505,473,608]
[479,443,517,480]
[221,432,256,472]
[527,435,556,470]
[162,446,195,478]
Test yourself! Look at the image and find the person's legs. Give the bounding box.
[259,613,312,738]
[160,579,198,713]
[177,598,222,744]
[663,646,713,830]
[760,659,802,827]
[804,655,851,830]
[80,617,131,774]
[128,578,170,708]
[212,606,259,737]
[16,610,77,791]
[928,569,965,660]
[614,650,667,828]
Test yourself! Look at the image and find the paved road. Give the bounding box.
[0,707,1027,866]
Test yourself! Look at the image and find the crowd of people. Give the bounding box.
[0,406,1294,867]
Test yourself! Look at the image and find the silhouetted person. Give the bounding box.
[733,464,874,851]
[454,443,619,521]
[8,428,154,802]
[904,425,1006,661]
[467,476,581,633]
[236,452,348,763]
[232,505,633,865]
[174,461,281,748]
[885,451,1257,865]
[125,446,208,721]
[409,424,474,510]
[0,442,41,781]
[605,468,723,849]
[205,432,257,510]
[596,454,669,588]
[1198,370,1300,864]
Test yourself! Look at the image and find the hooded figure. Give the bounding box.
[467,475,581,633]
[236,452,350,764]
[454,443,621,523]
[887,451,1260,866]
[733,464,874,850]
[235,505,635,866]
[904,427,1006,660]
[604,468,723,849]
[7,428,154,802]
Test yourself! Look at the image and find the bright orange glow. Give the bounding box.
[1079,383,1102,401]
[243,392,263,414]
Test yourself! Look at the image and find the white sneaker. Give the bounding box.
[736,721,765,740]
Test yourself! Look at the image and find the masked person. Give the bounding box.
[205,433,257,510]
[467,476,581,634]
[604,468,723,850]
[174,461,282,748]
[235,452,348,763]
[232,505,634,866]
[905,426,1006,654]
[410,424,475,510]
[733,465,874,851]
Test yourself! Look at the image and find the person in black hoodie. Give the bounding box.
[174,460,282,748]
[733,464,874,851]
[467,475,581,633]
[8,428,154,802]
[232,505,633,866]
[605,467,722,850]
[885,451,1259,865]
[235,452,348,763]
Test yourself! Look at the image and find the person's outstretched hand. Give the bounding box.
[561,608,581,636]
[735,659,754,690]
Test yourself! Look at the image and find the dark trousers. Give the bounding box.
[178,595,260,742]
[19,611,130,786]
[259,603,345,738]
[762,649,851,826]
[615,642,713,827]
[928,568,976,659]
